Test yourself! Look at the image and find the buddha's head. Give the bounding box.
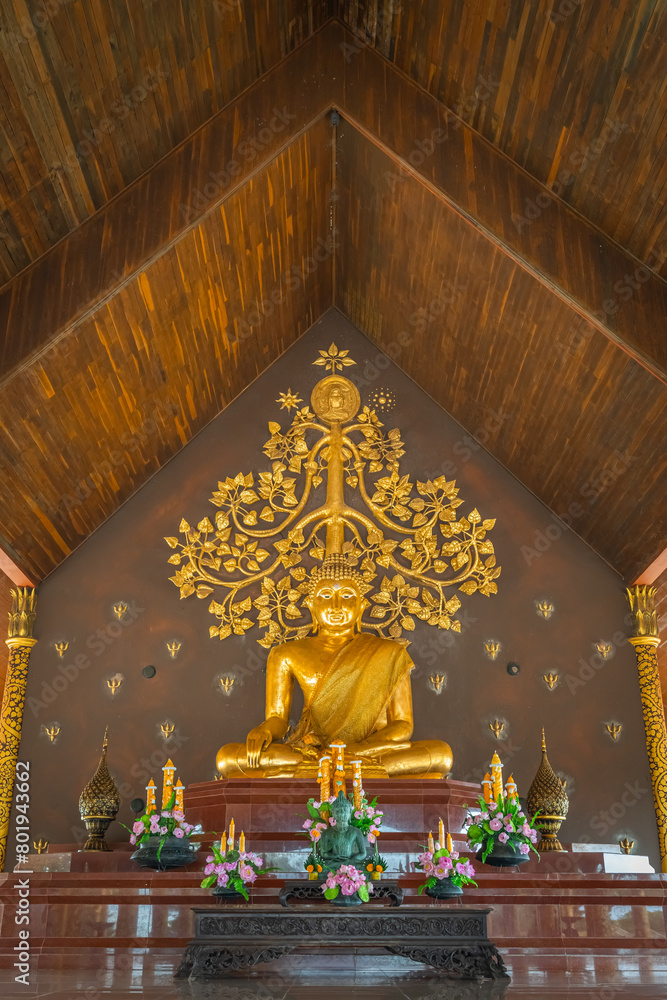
[306,554,369,635]
[330,790,353,824]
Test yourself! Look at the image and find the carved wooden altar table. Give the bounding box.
[175,905,510,980]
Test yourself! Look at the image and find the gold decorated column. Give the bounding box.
[626,584,667,872]
[0,588,37,871]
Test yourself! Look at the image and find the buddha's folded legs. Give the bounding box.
[216,741,306,779]
[378,739,453,778]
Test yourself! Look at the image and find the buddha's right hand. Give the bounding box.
[246,725,273,768]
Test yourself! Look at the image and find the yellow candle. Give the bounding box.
[506,774,518,802]
[162,758,176,809]
[174,779,184,812]
[220,832,227,854]
[490,752,503,801]
[239,831,245,853]
[330,742,346,796]
[438,818,445,850]
[146,779,156,813]
[446,832,453,853]
[428,831,435,854]
[319,756,331,802]
[351,760,363,809]
[229,818,235,851]
[482,772,493,804]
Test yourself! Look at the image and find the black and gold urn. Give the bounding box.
[526,729,569,852]
[78,727,120,851]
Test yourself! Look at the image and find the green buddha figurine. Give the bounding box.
[216,553,453,779]
[318,791,370,869]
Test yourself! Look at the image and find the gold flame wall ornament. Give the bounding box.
[54,641,69,657]
[536,600,554,619]
[0,587,38,870]
[619,837,635,855]
[543,672,559,690]
[42,723,60,742]
[33,838,48,854]
[625,584,667,871]
[166,641,182,658]
[160,722,175,740]
[78,727,120,851]
[429,672,446,694]
[112,602,128,620]
[165,343,501,647]
[107,673,123,695]
[489,719,505,739]
[595,641,612,659]
[605,722,622,741]
[484,640,500,660]
[526,729,569,852]
[220,676,235,696]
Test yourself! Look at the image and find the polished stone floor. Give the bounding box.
[2,956,667,999]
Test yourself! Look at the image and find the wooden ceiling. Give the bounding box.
[0,6,664,618]
[0,0,330,282]
[339,0,667,279]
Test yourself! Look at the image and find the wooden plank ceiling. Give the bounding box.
[338,0,667,279]
[0,0,330,283]
[0,8,664,637]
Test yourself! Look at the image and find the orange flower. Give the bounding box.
[317,865,323,872]
[306,864,314,872]
[366,863,374,871]
[375,865,383,872]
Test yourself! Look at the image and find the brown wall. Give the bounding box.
[7,310,658,866]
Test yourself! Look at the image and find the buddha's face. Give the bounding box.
[310,577,363,635]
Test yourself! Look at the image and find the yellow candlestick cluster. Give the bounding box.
[146,760,185,814]
[330,741,346,796]
[482,754,520,804]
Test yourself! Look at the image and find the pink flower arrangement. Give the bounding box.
[123,791,201,858]
[322,864,374,902]
[200,847,274,900]
[464,793,540,863]
[413,846,477,893]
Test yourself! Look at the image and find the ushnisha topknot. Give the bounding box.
[307,553,372,597]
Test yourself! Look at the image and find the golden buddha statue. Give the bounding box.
[216,553,453,779]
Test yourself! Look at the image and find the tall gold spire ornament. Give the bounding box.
[526,729,569,852]
[78,728,120,851]
[625,585,667,872]
[166,343,501,647]
[0,588,37,871]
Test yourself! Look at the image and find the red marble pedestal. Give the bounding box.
[183,777,480,851]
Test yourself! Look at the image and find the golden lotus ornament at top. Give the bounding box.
[166,343,501,779]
